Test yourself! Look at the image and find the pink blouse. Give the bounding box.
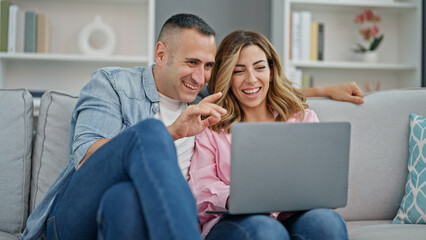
[188,109,320,237]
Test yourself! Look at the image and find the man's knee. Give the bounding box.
[98,182,141,223]
[97,182,148,239]
[131,118,173,146]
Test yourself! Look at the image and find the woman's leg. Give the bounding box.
[283,208,348,240]
[206,214,290,240]
[97,182,148,240]
[47,118,201,240]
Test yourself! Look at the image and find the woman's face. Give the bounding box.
[231,45,271,114]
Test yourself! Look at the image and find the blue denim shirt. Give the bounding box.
[21,65,209,240]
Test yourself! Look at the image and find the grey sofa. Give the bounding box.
[1,88,426,240]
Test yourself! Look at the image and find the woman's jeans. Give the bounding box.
[46,119,202,240]
[206,209,348,240]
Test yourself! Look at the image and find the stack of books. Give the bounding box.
[287,66,313,89]
[0,0,50,53]
[290,11,324,62]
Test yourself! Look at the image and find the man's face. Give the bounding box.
[158,29,216,103]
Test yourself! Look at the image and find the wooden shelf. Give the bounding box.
[291,61,417,70]
[0,53,150,64]
[12,0,148,4]
[290,0,417,10]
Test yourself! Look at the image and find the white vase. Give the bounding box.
[78,15,117,56]
[355,51,379,63]
[363,51,378,63]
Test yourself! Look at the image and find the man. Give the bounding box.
[22,13,363,240]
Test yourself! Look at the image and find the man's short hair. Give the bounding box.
[157,13,215,43]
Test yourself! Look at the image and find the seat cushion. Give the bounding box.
[0,89,33,236]
[30,91,78,212]
[0,231,19,240]
[348,223,426,240]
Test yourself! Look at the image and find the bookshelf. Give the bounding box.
[272,0,422,92]
[0,0,155,94]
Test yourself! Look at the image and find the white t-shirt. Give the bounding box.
[154,92,194,180]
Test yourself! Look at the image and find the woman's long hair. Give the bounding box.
[209,30,308,133]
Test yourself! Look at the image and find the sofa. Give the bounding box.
[0,88,425,240]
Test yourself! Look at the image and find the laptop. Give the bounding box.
[208,122,351,215]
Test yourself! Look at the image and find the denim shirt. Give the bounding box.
[21,64,209,240]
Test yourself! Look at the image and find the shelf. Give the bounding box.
[0,53,150,64]
[291,61,417,70]
[11,0,148,4]
[290,0,417,9]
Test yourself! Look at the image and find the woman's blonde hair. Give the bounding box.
[209,30,308,133]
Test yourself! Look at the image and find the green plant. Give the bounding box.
[353,9,384,53]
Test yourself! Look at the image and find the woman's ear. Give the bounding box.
[155,42,167,66]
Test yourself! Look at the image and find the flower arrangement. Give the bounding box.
[353,9,384,53]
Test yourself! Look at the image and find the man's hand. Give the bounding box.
[302,81,364,104]
[323,82,364,104]
[167,92,227,140]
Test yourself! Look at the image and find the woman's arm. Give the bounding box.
[188,130,231,224]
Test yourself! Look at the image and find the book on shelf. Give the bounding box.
[318,23,324,61]
[0,0,11,52]
[302,73,313,89]
[7,4,23,53]
[16,8,25,52]
[310,22,318,61]
[291,11,301,61]
[24,11,37,53]
[36,13,50,53]
[288,66,303,89]
[291,11,325,62]
[7,4,17,52]
[289,13,292,60]
[300,11,311,61]
[291,11,312,62]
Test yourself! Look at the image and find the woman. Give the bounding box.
[188,30,348,240]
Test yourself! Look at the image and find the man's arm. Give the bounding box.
[76,93,226,169]
[301,81,364,104]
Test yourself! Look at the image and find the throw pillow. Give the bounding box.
[393,113,426,224]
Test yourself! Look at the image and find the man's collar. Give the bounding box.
[142,64,160,103]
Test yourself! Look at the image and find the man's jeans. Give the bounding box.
[46,119,202,240]
[206,209,348,240]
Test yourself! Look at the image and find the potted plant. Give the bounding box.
[353,9,384,62]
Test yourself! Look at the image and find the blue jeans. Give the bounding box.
[206,209,348,240]
[46,119,202,240]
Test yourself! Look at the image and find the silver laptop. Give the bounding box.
[209,122,351,215]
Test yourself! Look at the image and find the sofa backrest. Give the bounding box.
[30,91,78,212]
[19,88,426,225]
[307,88,426,221]
[0,89,33,237]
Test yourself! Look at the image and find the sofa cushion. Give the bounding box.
[348,223,426,240]
[393,113,426,224]
[0,89,33,236]
[0,231,19,240]
[307,88,426,221]
[30,91,78,212]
